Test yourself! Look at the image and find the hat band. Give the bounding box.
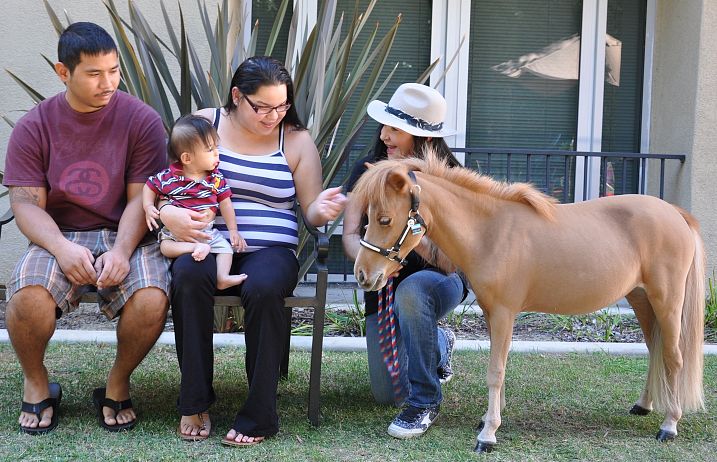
[385,105,443,132]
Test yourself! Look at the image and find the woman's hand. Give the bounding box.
[308,186,347,225]
[159,205,211,242]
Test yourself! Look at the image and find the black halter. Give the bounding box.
[359,171,426,266]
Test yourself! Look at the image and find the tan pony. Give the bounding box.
[351,153,705,453]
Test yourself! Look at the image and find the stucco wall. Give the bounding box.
[650,0,717,276]
[0,0,217,283]
[691,1,717,277]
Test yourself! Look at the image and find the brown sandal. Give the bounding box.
[177,412,211,442]
[221,434,265,447]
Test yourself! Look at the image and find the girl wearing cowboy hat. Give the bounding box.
[343,83,468,439]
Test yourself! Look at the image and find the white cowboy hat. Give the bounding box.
[366,83,456,138]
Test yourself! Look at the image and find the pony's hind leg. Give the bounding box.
[625,288,655,415]
[475,307,516,453]
[644,284,687,441]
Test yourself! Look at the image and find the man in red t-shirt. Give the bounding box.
[2,22,170,434]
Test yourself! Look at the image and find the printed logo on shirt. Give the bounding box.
[58,161,109,206]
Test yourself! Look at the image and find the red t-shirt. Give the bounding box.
[3,91,167,231]
[145,162,231,214]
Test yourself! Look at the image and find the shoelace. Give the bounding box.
[377,277,404,400]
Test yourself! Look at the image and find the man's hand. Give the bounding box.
[54,241,97,286]
[94,249,131,289]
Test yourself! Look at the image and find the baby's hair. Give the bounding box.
[168,114,219,163]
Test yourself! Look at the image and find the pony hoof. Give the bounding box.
[629,405,651,416]
[656,430,676,442]
[476,420,485,431]
[474,441,495,453]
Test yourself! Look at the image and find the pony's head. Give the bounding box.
[352,159,427,291]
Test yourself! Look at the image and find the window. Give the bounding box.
[600,0,647,196]
[464,0,647,201]
[467,0,582,199]
[252,0,293,61]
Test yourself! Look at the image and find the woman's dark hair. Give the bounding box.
[223,56,306,130]
[58,22,117,73]
[168,114,219,163]
[369,125,461,167]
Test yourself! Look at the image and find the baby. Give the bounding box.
[142,114,247,289]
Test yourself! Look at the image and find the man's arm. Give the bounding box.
[10,186,97,285]
[94,182,147,289]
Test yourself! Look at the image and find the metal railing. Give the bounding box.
[307,148,686,279]
[454,147,685,201]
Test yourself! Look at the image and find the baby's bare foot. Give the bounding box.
[191,243,212,261]
[217,273,248,290]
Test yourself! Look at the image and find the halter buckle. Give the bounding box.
[408,218,422,236]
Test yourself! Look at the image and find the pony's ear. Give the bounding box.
[386,170,409,193]
[364,162,374,169]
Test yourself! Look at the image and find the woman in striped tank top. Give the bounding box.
[159,56,346,444]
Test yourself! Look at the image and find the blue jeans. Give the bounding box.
[366,270,464,408]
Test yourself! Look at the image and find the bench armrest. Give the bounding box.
[296,206,330,272]
[301,219,330,266]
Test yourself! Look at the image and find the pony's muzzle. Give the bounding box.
[355,267,385,291]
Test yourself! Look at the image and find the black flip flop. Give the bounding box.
[92,387,137,432]
[20,382,62,435]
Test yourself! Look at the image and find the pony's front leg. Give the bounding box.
[475,308,515,453]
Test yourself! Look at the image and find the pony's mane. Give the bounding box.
[351,151,557,220]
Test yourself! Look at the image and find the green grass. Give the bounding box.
[0,344,715,461]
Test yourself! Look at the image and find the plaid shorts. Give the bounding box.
[6,229,171,319]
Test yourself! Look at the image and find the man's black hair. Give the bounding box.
[58,22,117,72]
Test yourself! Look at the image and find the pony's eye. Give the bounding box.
[378,216,392,226]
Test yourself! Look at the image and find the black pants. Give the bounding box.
[171,246,299,437]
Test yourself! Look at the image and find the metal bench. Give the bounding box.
[0,208,328,426]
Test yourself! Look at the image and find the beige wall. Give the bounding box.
[0,0,217,282]
[651,0,717,276]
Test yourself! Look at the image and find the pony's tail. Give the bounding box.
[649,208,705,414]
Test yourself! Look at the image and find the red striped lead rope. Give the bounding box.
[377,277,404,399]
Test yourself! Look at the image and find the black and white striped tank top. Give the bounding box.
[212,108,298,253]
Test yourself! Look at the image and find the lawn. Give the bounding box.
[0,343,715,461]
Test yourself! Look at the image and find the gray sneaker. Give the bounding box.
[437,328,456,385]
[387,405,440,439]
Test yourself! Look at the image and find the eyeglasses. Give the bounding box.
[242,95,291,115]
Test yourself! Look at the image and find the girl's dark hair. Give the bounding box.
[58,22,117,73]
[369,125,461,167]
[223,56,306,130]
[168,114,218,163]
